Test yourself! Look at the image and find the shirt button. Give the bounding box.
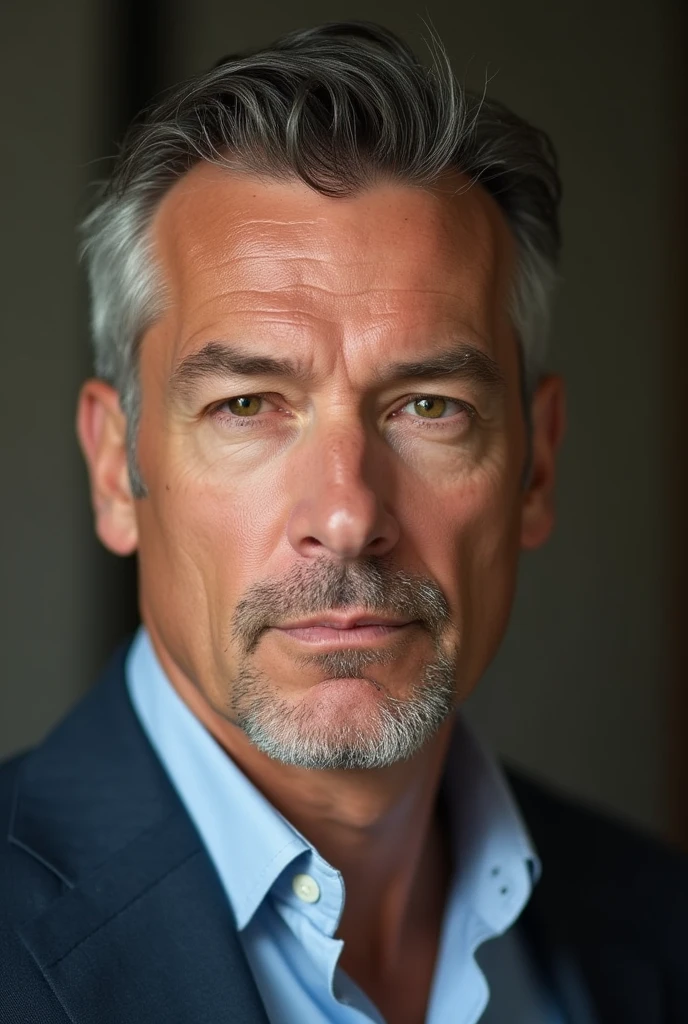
[292,873,321,903]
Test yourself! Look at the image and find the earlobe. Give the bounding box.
[76,380,139,556]
[520,375,566,551]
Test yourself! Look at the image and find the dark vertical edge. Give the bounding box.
[668,0,688,849]
[85,0,177,664]
[102,0,178,146]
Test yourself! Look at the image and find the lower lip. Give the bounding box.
[274,623,415,645]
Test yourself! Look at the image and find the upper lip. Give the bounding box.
[276,614,415,630]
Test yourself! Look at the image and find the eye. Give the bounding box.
[225,395,264,417]
[399,395,472,421]
[209,394,277,428]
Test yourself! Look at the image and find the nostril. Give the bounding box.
[366,535,388,553]
[300,536,326,554]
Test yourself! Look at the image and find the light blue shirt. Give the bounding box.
[127,628,564,1023]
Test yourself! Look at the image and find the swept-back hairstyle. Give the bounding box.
[80,21,562,496]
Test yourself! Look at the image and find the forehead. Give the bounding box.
[149,162,517,368]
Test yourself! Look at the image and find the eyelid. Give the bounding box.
[394,394,476,420]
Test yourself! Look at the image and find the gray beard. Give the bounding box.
[228,558,457,769]
[230,646,457,770]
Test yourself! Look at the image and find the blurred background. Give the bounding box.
[1,0,686,843]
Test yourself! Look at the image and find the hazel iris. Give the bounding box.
[413,397,447,418]
[228,396,262,416]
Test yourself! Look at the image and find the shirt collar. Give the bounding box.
[440,715,540,933]
[126,626,539,934]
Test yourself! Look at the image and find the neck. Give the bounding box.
[223,714,455,976]
[154,635,456,974]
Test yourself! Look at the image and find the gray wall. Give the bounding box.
[0,1,105,755]
[1,0,682,838]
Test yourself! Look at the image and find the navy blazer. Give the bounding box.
[2,643,687,1023]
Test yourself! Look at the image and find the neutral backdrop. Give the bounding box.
[1,0,684,839]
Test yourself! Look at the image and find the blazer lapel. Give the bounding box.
[518,888,664,1024]
[509,769,665,1024]
[9,643,270,1024]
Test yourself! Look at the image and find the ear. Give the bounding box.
[520,374,566,551]
[76,379,139,556]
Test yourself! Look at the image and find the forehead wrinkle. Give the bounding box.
[164,206,501,302]
[177,281,490,319]
[216,283,482,301]
[179,309,340,356]
[189,234,491,282]
[153,165,518,386]
[227,217,322,228]
[182,244,461,288]
[158,182,510,300]
[172,269,489,346]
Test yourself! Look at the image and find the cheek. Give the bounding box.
[410,459,522,633]
[138,453,289,621]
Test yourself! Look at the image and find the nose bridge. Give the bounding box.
[287,413,399,560]
[322,417,368,490]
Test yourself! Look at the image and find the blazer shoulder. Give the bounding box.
[506,763,688,934]
[0,750,26,838]
[508,764,686,858]
[0,751,68,925]
[0,751,74,1021]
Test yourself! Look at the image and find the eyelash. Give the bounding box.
[209,394,476,429]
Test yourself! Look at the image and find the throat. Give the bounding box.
[336,803,452,1019]
[338,915,444,1024]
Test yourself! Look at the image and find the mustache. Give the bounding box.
[231,558,451,655]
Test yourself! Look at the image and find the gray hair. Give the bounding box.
[80,21,562,498]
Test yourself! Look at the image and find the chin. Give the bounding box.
[297,673,391,714]
[232,660,457,770]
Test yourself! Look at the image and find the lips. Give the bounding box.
[279,610,413,628]
[273,615,417,647]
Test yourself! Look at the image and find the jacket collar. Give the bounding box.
[9,641,270,1024]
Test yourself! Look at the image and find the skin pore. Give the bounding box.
[77,163,564,1022]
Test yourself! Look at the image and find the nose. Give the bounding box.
[286,422,400,560]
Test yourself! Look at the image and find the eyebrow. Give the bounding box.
[169,342,310,400]
[375,347,506,392]
[168,339,506,400]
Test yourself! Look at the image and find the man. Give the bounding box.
[1,21,686,1024]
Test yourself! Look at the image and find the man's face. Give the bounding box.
[80,163,563,768]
